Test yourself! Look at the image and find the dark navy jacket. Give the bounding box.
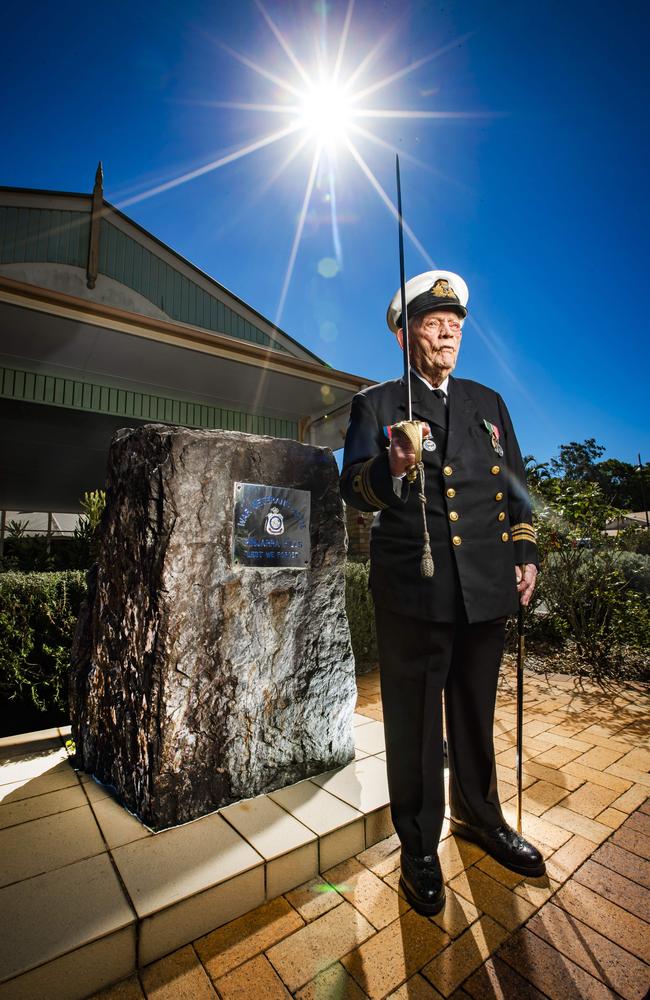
[340,373,538,623]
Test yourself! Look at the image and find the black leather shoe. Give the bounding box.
[399,851,446,916]
[450,817,546,877]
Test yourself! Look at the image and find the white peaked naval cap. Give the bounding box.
[386,270,469,333]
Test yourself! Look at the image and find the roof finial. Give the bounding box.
[87,161,104,289]
[93,161,104,196]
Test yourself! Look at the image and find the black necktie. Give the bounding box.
[431,388,448,430]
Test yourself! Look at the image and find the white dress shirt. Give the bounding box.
[412,371,449,397]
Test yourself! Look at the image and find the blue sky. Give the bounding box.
[2,0,648,464]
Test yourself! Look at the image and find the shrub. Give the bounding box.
[1,536,88,572]
[523,478,650,680]
[345,561,377,674]
[0,571,86,713]
[617,529,650,557]
[612,551,650,595]
[73,490,106,566]
[534,548,649,680]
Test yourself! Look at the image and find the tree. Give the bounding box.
[595,458,649,511]
[523,454,551,488]
[550,438,606,480]
[540,439,649,512]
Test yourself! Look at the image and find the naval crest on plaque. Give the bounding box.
[233,482,311,568]
[264,506,285,536]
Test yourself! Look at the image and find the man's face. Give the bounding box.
[398,309,463,379]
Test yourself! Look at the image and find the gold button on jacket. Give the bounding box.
[501,532,509,542]
[443,465,453,477]
[446,487,456,498]
[495,491,503,501]
[449,511,459,521]
[498,511,506,521]
[452,535,462,546]
[491,465,500,475]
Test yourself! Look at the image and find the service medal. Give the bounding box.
[483,419,504,457]
[423,438,436,452]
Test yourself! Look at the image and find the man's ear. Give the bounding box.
[396,328,404,350]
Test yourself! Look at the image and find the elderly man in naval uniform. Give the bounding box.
[340,270,544,915]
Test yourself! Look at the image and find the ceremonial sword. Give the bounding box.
[394,155,433,578]
[396,155,413,423]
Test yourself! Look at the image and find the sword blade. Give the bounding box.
[396,155,412,421]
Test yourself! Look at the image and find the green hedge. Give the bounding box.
[345,561,377,673]
[0,571,86,713]
[0,536,88,572]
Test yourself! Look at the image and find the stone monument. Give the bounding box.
[71,424,356,830]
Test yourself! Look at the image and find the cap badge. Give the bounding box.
[483,419,504,457]
[431,278,457,300]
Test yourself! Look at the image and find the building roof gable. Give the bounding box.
[0,183,325,365]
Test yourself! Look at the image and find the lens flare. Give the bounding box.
[317,257,339,278]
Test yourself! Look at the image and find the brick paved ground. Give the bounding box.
[91,668,650,1000]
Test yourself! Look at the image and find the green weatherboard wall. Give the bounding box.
[0,206,89,268]
[0,365,298,439]
[0,206,286,352]
[98,220,284,349]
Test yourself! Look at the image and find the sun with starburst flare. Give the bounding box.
[120,1,485,328]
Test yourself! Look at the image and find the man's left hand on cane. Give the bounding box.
[516,564,537,606]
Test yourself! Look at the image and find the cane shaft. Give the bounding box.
[516,606,525,834]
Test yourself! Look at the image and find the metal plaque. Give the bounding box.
[233,482,311,569]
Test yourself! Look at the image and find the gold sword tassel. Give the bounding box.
[390,419,434,578]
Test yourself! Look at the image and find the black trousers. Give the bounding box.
[375,607,506,856]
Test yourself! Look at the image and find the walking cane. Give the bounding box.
[516,604,525,834]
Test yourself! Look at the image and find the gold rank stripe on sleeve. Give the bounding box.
[511,524,537,541]
[510,523,537,543]
[353,457,388,510]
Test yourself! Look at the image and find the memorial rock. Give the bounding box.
[71,424,356,830]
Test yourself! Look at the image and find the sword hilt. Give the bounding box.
[390,419,428,483]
